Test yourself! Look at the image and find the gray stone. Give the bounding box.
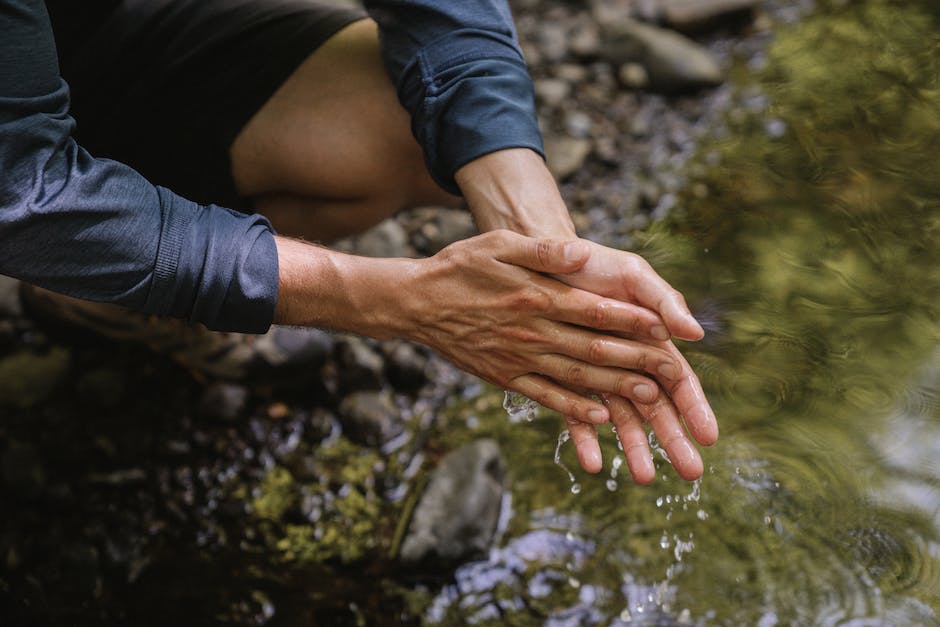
[420,209,477,255]
[661,0,760,34]
[537,22,569,63]
[338,390,404,448]
[569,19,602,58]
[601,19,724,92]
[618,62,650,89]
[534,78,572,109]
[353,218,411,259]
[199,382,250,421]
[382,340,428,391]
[336,336,385,391]
[399,439,506,566]
[545,136,593,180]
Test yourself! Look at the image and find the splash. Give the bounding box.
[503,390,539,423]
[554,430,582,495]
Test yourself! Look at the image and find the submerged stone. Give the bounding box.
[399,439,506,569]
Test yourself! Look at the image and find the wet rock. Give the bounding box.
[399,439,506,568]
[601,19,724,92]
[661,0,760,34]
[0,276,22,318]
[336,336,385,391]
[199,382,250,421]
[0,347,70,408]
[545,136,593,180]
[382,340,429,391]
[338,390,404,448]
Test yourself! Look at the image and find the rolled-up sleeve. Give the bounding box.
[0,0,278,333]
[365,0,544,195]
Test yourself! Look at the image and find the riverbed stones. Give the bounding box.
[399,439,506,568]
[545,136,593,180]
[601,18,724,92]
[338,389,404,448]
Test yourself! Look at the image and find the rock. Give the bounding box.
[338,390,404,448]
[555,63,589,84]
[564,111,594,138]
[199,382,250,421]
[536,22,569,63]
[420,209,477,255]
[336,336,385,391]
[382,340,428,391]
[661,0,760,34]
[534,78,572,109]
[0,276,22,318]
[0,347,70,408]
[601,19,724,92]
[399,439,506,567]
[569,18,602,58]
[544,136,592,180]
[618,62,650,89]
[352,218,411,259]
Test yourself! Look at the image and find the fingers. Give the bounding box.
[564,415,603,474]
[633,395,704,481]
[605,395,656,485]
[540,279,672,342]
[510,374,610,425]
[627,256,704,342]
[534,355,661,404]
[653,344,719,446]
[491,230,591,275]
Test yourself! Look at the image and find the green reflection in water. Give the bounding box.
[421,1,940,624]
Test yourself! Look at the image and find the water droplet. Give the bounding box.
[503,390,540,423]
[568,576,581,588]
[571,483,582,495]
[656,496,665,507]
[660,534,670,549]
[606,479,618,491]
[697,509,708,520]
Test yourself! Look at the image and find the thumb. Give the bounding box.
[494,232,591,275]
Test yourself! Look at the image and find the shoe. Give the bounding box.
[18,284,334,383]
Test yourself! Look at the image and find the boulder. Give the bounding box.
[399,439,506,568]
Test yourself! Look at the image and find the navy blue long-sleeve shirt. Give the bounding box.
[0,0,543,333]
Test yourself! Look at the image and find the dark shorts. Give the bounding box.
[46,0,366,208]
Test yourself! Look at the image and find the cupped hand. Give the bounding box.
[401,230,690,426]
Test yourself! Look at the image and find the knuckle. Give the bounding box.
[590,301,611,329]
[587,338,607,363]
[536,239,555,267]
[565,363,587,386]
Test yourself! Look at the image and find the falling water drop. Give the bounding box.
[503,390,539,423]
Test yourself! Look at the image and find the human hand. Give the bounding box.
[549,240,717,483]
[399,230,694,426]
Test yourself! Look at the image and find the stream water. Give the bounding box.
[414,1,940,624]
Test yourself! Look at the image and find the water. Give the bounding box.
[420,1,940,624]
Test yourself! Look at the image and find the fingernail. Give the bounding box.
[651,325,670,341]
[587,408,608,422]
[633,383,656,402]
[658,363,680,379]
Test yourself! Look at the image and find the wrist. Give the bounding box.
[273,236,419,339]
[455,148,577,239]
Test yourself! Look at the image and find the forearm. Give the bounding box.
[455,148,577,239]
[273,236,415,339]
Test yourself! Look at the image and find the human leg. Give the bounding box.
[230,18,458,243]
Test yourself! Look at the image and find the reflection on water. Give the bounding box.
[425,1,940,624]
